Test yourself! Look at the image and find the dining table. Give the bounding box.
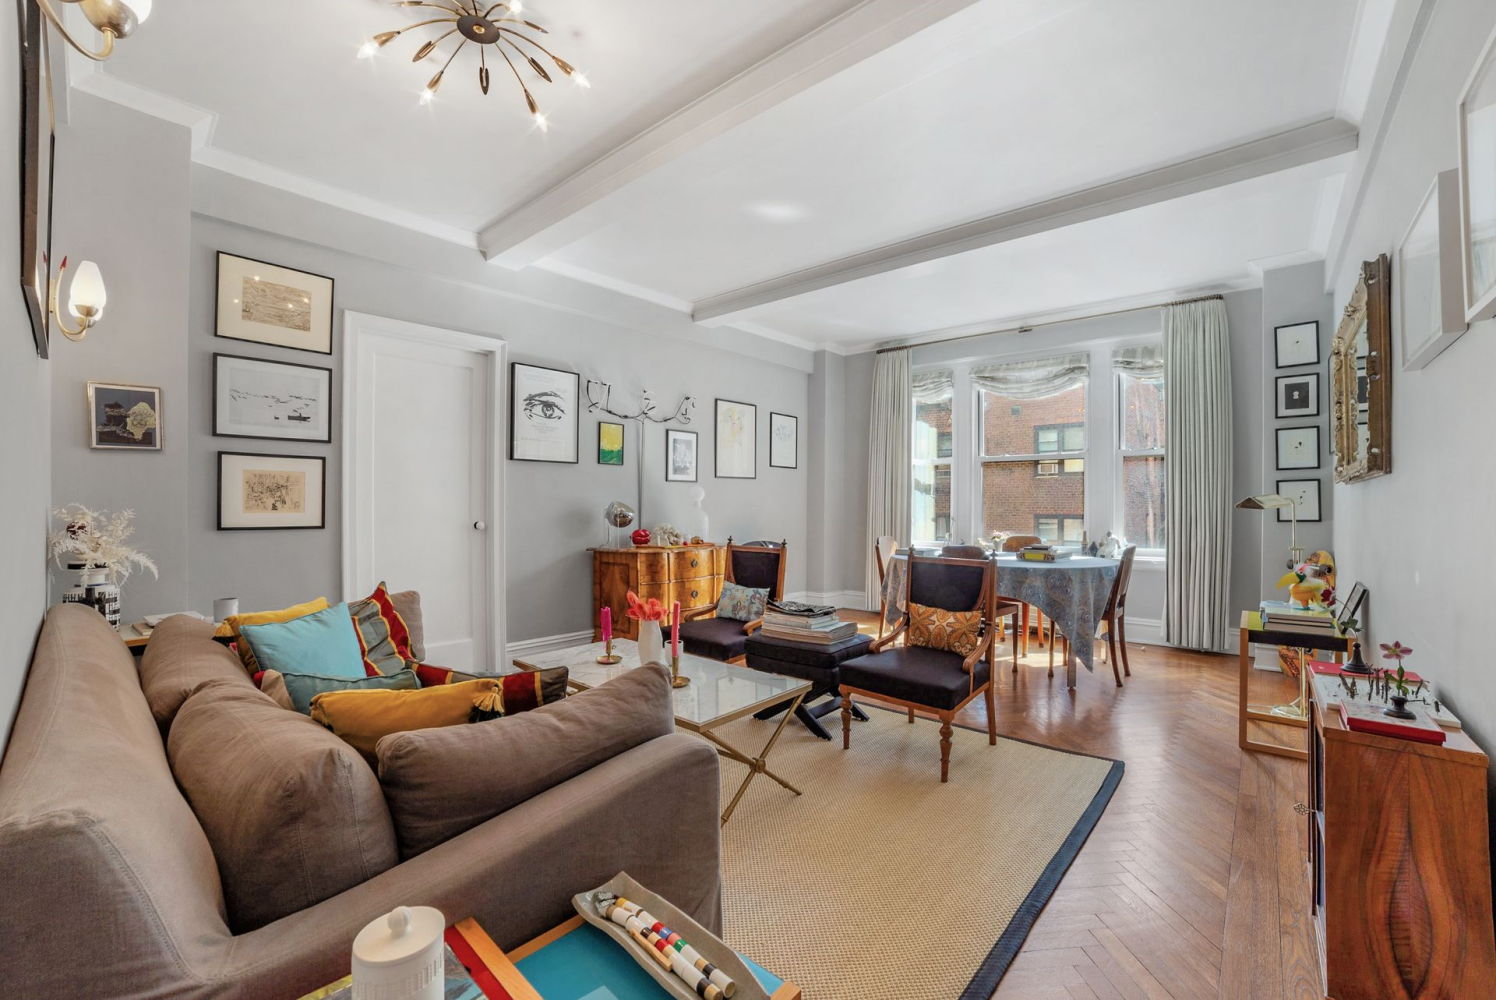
[881,550,1121,689]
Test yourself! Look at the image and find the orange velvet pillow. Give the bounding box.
[906,603,983,665]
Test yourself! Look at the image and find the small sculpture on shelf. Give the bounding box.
[630,528,651,548]
[602,501,635,548]
[653,524,685,547]
[1342,639,1374,676]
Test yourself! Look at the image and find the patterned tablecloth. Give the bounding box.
[882,554,1120,671]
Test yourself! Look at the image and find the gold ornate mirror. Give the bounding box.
[1330,254,1392,483]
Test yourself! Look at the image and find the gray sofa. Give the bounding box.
[0,603,722,1000]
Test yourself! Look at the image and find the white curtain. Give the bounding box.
[866,349,912,607]
[1112,344,1164,377]
[1163,298,1233,650]
[970,352,1089,399]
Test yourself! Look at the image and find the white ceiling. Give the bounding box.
[74,0,1383,352]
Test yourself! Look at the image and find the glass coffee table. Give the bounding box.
[512,639,811,825]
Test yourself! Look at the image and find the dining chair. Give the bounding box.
[838,554,1020,782]
[874,534,899,640]
[999,533,1044,657]
[1051,545,1136,686]
[679,538,787,663]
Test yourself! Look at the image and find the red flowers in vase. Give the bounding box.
[625,590,668,623]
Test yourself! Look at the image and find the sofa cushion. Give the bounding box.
[214,596,331,672]
[139,613,257,728]
[679,616,751,662]
[349,582,418,676]
[238,602,367,680]
[267,667,421,715]
[839,645,990,711]
[377,663,675,859]
[716,581,768,622]
[310,678,500,760]
[167,681,399,933]
[906,602,982,662]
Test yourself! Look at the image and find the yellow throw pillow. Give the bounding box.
[907,603,983,666]
[309,678,500,761]
[214,598,331,673]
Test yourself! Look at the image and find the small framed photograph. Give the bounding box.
[510,362,579,464]
[1275,373,1319,418]
[597,421,624,466]
[1457,25,1496,324]
[87,382,161,450]
[1276,478,1322,523]
[715,398,757,479]
[215,252,334,354]
[1276,425,1321,471]
[213,353,332,442]
[217,452,326,530]
[1398,171,1469,371]
[666,429,698,482]
[1274,322,1320,368]
[769,412,798,469]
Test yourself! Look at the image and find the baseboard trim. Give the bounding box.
[506,629,593,659]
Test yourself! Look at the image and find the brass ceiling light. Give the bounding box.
[360,0,588,131]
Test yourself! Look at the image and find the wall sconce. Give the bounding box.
[36,0,153,62]
[50,257,107,341]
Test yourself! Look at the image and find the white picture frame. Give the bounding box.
[509,362,579,464]
[1458,25,1496,325]
[1398,171,1470,371]
[1276,478,1322,523]
[213,353,333,442]
[217,451,326,530]
[215,252,334,354]
[1273,322,1319,368]
[665,428,698,482]
[1276,426,1321,471]
[1275,373,1319,419]
[769,412,798,469]
[714,398,757,479]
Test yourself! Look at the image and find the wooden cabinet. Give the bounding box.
[1308,679,1496,999]
[591,545,724,641]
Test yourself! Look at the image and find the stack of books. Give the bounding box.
[1019,545,1071,562]
[760,600,859,645]
[1259,600,1339,635]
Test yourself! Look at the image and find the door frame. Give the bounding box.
[342,311,507,671]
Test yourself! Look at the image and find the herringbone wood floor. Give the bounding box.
[840,611,1320,1000]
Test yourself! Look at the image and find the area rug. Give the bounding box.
[715,706,1122,1000]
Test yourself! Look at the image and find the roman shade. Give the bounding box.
[1111,344,1164,377]
[970,353,1089,399]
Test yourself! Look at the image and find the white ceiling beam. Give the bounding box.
[691,118,1360,326]
[477,0,987,268]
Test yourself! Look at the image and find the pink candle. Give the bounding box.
[671,601,681,657]
[601,606,612,642]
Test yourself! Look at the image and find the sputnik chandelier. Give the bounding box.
[359,0,587,130]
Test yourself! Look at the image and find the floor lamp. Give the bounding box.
[1236,492,1309,720]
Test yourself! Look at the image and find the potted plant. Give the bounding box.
[1379,641,1417,719]
[47,505,158,629]
[625,590,669,664]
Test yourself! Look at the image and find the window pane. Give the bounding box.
[915,398,953,461]
[1123,455,1166,548]
[1120,374,1165,451]
[981,383,1086,456]
[913,463,952,542]
[981,460,1084,541]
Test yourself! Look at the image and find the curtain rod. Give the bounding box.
[877,293,1225,354]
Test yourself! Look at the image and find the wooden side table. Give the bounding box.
[120,622,151,656]
[1237,610,1352,761]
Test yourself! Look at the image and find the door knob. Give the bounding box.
[473,521,486,531]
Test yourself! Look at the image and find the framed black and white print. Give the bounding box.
[215,253,335,354]
[1276,425,1321,471]
[714,398,757,479]
[597,421,624,466]
[217,452,326,530]
[1273,322,1319,368]
[1275,373,1319,418]
[769,412,798,469]
[510,362,579,463]
[213,353,332,442]
[1275,479,1322,523]
[87,382,161,450]
[665,429,698,482]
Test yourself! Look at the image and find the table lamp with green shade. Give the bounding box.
[1235,493,1302,569]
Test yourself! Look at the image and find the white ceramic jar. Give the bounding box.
[351,905,446,1000]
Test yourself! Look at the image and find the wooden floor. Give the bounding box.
[840,611,1320,1000]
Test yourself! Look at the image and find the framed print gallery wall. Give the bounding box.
[217,452,326,530]
[215,252,335,354]
[213,353,333,443]
[511,362,580,463]
[715,398,756,479]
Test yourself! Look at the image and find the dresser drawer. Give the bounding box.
[672,548,714,581]
[636,552,671,585]
[674,579,713,608]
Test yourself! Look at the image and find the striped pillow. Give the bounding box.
[348,582,417,676]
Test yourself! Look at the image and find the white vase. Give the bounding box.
[637,620,665,665]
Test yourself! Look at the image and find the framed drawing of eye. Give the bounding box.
[510,362,579,463]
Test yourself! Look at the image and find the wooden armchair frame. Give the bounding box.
[681,538,788,639]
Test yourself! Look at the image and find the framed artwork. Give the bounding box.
[18,1,55,358]
[597,421,624,466]
[1275,478,1322,523]
[1335,582,1368,629]
[1273,322,1319,368]
[213,353,332,442]
[510,362,579,463]
[769,412,798,469]
[1276,425,1321,471]
[215,252,335,354]
[218,452,326,530]
[714,398,757,479]
[1398,170,1469,371]
[666,429,698,482]
[1458,25,1496,324]
[1275,373,1319,418]
[86,382,161,450]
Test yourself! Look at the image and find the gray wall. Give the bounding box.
[1330,0,1496,752]
[1,5,54,743]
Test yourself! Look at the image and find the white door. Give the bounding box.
[344,312,504,672]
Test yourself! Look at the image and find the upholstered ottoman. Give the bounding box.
[743,632,874,740]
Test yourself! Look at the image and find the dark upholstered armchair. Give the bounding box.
[838,554,1019,782]
[679,538,787,663]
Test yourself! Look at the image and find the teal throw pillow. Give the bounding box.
[717,581,769,622]
[280,668,420,715]
[238,602,366,680]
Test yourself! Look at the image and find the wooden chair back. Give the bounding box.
[906,554,993,620]
[1001,534,1042,552]
[1109,545,1137,615]
[875,535,899,582]
[725,537,788,601]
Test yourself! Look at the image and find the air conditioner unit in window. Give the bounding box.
[1036,461,1060,477]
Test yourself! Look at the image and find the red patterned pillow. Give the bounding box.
[417,664,569,717]
[349,582,417,677]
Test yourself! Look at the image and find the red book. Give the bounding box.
[1338,699,1446,744]
[1309,660,1422,683]
[445,925,514,1000]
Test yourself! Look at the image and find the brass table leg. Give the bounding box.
[703,691,807,825]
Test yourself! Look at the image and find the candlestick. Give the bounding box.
[601,606,612,642]
[670,601,680,658]
[670,651,690,688]
[596,606,622,664]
